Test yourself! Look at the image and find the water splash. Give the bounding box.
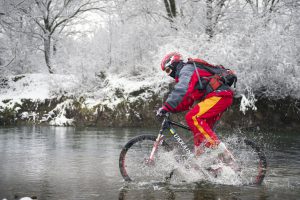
[240,87,257,114]
[151,135,264,186]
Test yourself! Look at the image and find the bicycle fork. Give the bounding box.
[148,133,164,162]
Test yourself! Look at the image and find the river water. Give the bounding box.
[0,126,299,200]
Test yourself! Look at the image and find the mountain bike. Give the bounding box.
[119,113,267,185]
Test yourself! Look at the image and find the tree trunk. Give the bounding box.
[206,0,214,38]
[169,0,177,18]
[53,41,57,56]
[164,0,177,19]
[44,35,53,74]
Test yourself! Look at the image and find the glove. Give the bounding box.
[156,107,168,117]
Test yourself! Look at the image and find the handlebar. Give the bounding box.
[159,113,190,132]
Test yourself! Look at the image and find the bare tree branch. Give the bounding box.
[51,6,105,35]
[1,48,17,69]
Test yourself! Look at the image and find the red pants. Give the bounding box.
[185,94,233,148]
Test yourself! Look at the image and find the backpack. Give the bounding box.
[187,58,237,92]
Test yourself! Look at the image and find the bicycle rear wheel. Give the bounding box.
[119,134,172,182]
[229,138,267,185]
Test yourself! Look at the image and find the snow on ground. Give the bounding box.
[47,99,75,126]
[84,72,170,109]
[0,74,79,125]
[0,73,78,101]
[0,72,170,125]
[0,72,169,104]
[0,71,262,126]
[0,71,264,126]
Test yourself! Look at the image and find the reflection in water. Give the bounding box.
[0,126,299,200]
[118,184,176,200]
[118,183,272,200]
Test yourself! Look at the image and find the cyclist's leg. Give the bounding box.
[186,106,205,147]
[186,95,233,155]
[206,114,222,132]
[186,106,207,156]
[197,96,235,161]
[186,96,231,145]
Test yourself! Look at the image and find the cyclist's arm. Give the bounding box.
[163,65,194,112]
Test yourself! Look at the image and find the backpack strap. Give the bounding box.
[192,61,203,90]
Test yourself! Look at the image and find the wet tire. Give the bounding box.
[225,138,268,185]
[243,139,267,185]
[119,134,171,182]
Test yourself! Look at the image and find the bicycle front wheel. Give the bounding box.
[119,134,172,182]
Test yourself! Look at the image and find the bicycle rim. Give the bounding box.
[231,138,267,185]
[119,134,172,182]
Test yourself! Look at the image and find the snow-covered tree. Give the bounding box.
[1,0,299,100]
[1,0,107,74]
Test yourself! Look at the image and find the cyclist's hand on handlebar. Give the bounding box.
[156,107,168,118]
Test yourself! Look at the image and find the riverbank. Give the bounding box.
[1,74,299,130]
[1,95,299,131]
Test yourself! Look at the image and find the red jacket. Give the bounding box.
[163,63,233,112]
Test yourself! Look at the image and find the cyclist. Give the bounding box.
[156,52,234,161]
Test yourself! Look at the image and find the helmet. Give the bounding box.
[160,52,183,71]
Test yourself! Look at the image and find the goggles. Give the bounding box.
[164,67,172,75]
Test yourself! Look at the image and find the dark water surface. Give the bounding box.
[0,126,299,200]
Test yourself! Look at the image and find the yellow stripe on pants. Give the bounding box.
[192,96,222,145]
